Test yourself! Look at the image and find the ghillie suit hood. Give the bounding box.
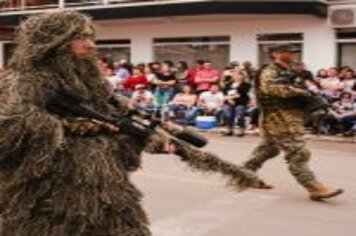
[9,10,111,110]
[10,11,93,69]
[0,11,151,236]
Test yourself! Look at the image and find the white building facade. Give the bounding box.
[94,14,335,72]
[0,0,355,71]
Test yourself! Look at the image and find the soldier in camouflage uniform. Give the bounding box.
[244,45,343,201]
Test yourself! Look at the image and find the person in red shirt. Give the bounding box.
[194,60,220,94]
[187,59,205,88]
[123,66,148,95]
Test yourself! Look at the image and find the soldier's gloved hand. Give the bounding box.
[144,133,176,154]
[61,118,119,136]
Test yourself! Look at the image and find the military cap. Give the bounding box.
[268,44,300,54]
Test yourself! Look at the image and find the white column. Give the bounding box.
[0,42,4,69]
[303,25,336,73]
[130,36,153,64]
[59,0,65,8]
[230,31,258,66]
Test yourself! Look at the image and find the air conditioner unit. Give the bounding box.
[329,6,356,28]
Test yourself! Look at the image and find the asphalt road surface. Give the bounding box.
[133,134,356,236]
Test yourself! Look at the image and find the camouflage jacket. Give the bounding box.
[256,63,311,136]
[257,63,311,110]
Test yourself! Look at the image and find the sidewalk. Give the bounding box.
[190,126,356,143]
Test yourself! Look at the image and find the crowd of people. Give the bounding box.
[98,58,356,137]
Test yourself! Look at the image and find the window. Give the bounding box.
[0,0,58,10]
[3,42,16,66]
[336,30,356,67]
[257,33,304,66]
[153,36,230,69]
[96,39,131,62]
[0,27,14,41]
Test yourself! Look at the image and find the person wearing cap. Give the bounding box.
[0,10,174,236]
[243,44,343,201]
[130,83,156,113]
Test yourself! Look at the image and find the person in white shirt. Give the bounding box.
[198,84,224,111]
[185,84,223,124]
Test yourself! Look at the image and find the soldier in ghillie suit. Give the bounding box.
[0,11,267,236]
[0,10,156,236]
[243,45,343,201]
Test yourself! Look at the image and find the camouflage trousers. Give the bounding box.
[244,135,321,189]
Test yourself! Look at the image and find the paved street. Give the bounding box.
[133,134,356,236]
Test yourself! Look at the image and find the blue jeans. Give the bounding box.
[168,104,188,113]
[340,115,356,132]
[223,104,247,128]
[167,104,190,123]
[155,88,175,105]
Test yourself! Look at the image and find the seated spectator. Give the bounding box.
[152,61,177,105]
[320,67,344,101]
[185,84,224,124]
[194,60,220,94]
[321,92,356,134]
[130,83,156,113]
[222,71,251,137]
[123,66,148,96]
[168,85,197,123]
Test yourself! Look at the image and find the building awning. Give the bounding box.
[0,0,328,26]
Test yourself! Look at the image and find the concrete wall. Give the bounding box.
[0,15,336,72]
[94,14,336,72]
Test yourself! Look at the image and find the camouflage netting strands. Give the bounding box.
[0,11,152,236]
[172,138,263,191]
[145,130,263,191]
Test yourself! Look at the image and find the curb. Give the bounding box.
[189,126,355,143]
